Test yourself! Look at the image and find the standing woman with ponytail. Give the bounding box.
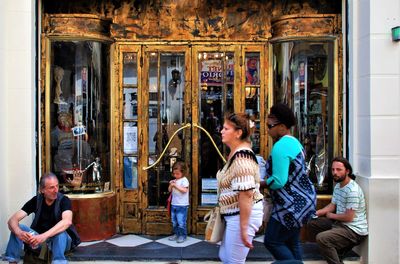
[217,113,264,264]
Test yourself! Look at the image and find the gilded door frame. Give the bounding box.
[141,44,192,235]
[116,44,143,233]
[116,42,267,235]
[190,43,267,234]
[191,44,240,234]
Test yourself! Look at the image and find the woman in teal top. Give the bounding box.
[263,103,316,262]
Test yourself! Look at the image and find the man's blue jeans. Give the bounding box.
[3,224,72,264]
[264,218,302,261]
[170,205,188,238]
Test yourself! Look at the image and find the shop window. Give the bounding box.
[198,51,234,206]
[147,52,186,207]
[123,52,139,189]
[244,52,261,154]
[272,41,334,194]
[49,41,110,194]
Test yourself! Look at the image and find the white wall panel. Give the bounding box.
[356,76,371,117]
[370,37,400,75]
[358,0,371,40]
[371,157,400,178]
[371,117,400,156]
[0,0,36,253]
[370,0,400,34]
[356,116,371,154]
[370,76,400,116]
[357,35,371,77]
[350,0,400,262]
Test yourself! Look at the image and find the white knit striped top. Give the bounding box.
[217,148,264,215]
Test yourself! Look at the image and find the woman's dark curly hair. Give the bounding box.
[269,103,296,129]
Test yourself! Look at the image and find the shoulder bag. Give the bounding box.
[204,206,225,243]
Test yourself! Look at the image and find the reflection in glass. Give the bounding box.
[245,52,261,154]
[124,157,138,189]
[50,41,110,194]
[198,51,233,206]
[124,88,137,119]
[148,52,186,207]
[272,41,333,194]
[123,53,138,85]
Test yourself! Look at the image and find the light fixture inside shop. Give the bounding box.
[245,86,257,99]
[392,26,400,42]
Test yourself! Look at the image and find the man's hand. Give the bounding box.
[27,233,47,248]
[16,230,33,244]
[8,210,29,241]
[316,203,336,217]
[326,212,335,219]
[316,209,325,217]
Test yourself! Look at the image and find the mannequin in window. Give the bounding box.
[52,112,92,190]
[167,69,182,124]
[51,112,74,183]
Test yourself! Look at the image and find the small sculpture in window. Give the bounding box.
[53,66,67,104]
[92,157,102,184]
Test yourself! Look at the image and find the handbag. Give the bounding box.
[167,193,172,217]
[263,196,273,224]
[204,206,225,243]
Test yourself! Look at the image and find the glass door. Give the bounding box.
[191,45,239,233]
[142,46,191,234]
[190,45,267,234]
[117,44,266,235]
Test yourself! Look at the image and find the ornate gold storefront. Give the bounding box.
[40,1,342,240]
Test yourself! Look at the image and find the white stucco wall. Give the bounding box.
[0,0,37,253]
[348,0,400,263]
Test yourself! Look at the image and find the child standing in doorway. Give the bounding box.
[168,161,189,243]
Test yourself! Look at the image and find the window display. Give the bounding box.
[147,52,186,207]
[198,52,234,206]
[50,41,110,194]
[272,41,334,194]
[244,52,261,154]
[122,53,139,189]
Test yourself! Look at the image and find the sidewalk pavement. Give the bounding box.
[1,261,360,264]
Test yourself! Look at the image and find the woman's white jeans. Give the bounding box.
[219,201,263,264]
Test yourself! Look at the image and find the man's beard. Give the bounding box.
[333,175,346,183]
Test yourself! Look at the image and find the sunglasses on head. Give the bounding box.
[267,123,281,129]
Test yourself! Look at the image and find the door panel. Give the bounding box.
[191,45,242,234]
[142,46,191,234]
[242,45,267,157]
[119,45,143,233]
[117,43,266,235]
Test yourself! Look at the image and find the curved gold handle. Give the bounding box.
[142,123,225,170]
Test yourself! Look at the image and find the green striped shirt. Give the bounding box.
[332,179,368,235]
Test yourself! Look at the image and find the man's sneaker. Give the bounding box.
[176,236,186,243]
[168,235,178,241]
